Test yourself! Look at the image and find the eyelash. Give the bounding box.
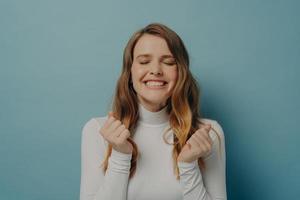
[139,61,175,66]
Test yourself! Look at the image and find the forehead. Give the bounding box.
[133,34,173,58]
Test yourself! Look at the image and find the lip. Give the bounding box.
[143,80,167,89]
[143,79,167,83]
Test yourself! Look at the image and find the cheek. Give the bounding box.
[131,65,144,83]
[130,65,138,80]
[168,69,178,83]
[168,71,178,95]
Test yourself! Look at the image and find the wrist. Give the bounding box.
[111,148,132,160]
[112,145,133,155]
[112,148,132,155]
[177,155,197,163]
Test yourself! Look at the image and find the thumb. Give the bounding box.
[204,123,212,131]
[186,141,192,150]
[108,111,114,118]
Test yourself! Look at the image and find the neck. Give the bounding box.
[138,103,169,125]
[138,100,167,112]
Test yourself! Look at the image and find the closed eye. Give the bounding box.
[139,61,149,65]
[139,61,175,65]
[164,62,176,66]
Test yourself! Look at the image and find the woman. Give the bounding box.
[80,23,227,200]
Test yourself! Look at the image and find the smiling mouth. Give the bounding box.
[143,81,167,88]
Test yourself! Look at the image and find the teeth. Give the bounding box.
[145,81,165,86]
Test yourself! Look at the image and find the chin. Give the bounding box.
[145,98,165,104]
[139,95,167,104]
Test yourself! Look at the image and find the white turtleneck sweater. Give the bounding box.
[80,104,227,200]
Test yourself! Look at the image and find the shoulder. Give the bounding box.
[81,116,108,131]
[93,116,109,127]
[81,116,109,146]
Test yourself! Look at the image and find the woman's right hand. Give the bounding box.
[99,112,133,154]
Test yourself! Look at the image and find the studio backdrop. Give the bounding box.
[0,0,299,199]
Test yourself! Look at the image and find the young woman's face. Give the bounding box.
[131,34,178,111]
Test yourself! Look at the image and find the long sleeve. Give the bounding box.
[177,120,227,200]
[80,118,132,200]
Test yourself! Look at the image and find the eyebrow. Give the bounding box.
[136,54,174,59]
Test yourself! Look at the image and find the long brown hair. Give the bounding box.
[100,22,222,180]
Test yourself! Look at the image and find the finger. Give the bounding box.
[117,129,130,142]
[201,140,212,157]
[199,123,211,132]
[196,127,211,141]
[203,127,213,146]
[101,118,116,136]
[108,120,122,133]
[103,113,116,130]
[192,133,212,152]
[203,123,212,132]
[108,111,115,118]
[188,138,199,149]
[191,134,203,147]
[207,135,213,146]
[100,117,115,137]
[186,141,192,149]
[195,130,213,146]
[203,140,212,150]
[197,138,210,154]
[112,124,126,138]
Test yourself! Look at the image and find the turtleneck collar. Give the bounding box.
[138,103,169,126]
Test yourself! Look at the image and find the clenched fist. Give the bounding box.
[177,123,213,163]
[99,112,133,154]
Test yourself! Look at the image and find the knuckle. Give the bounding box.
[206,144,212,151]
[197,129,205,135]
[194,132,202,138]
[110,116,115,120]
[191,134,197,139]
[204,147,209,152]
[124,131,130,138]
[196,128,202,133]
[199,124,206,129]
[207,142,212,148]
[115,140,122,146]
[194,133,203,141]
[201,128,208,133]
[203,133,209,140]
[120,124,126,129]
[120,132,129,140]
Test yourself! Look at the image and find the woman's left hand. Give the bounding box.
[177,123,213,163]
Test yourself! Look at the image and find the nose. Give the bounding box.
[150,62,163,76]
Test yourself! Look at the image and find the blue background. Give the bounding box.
[0,0,299,199]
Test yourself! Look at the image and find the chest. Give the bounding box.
[127,125,183,200]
